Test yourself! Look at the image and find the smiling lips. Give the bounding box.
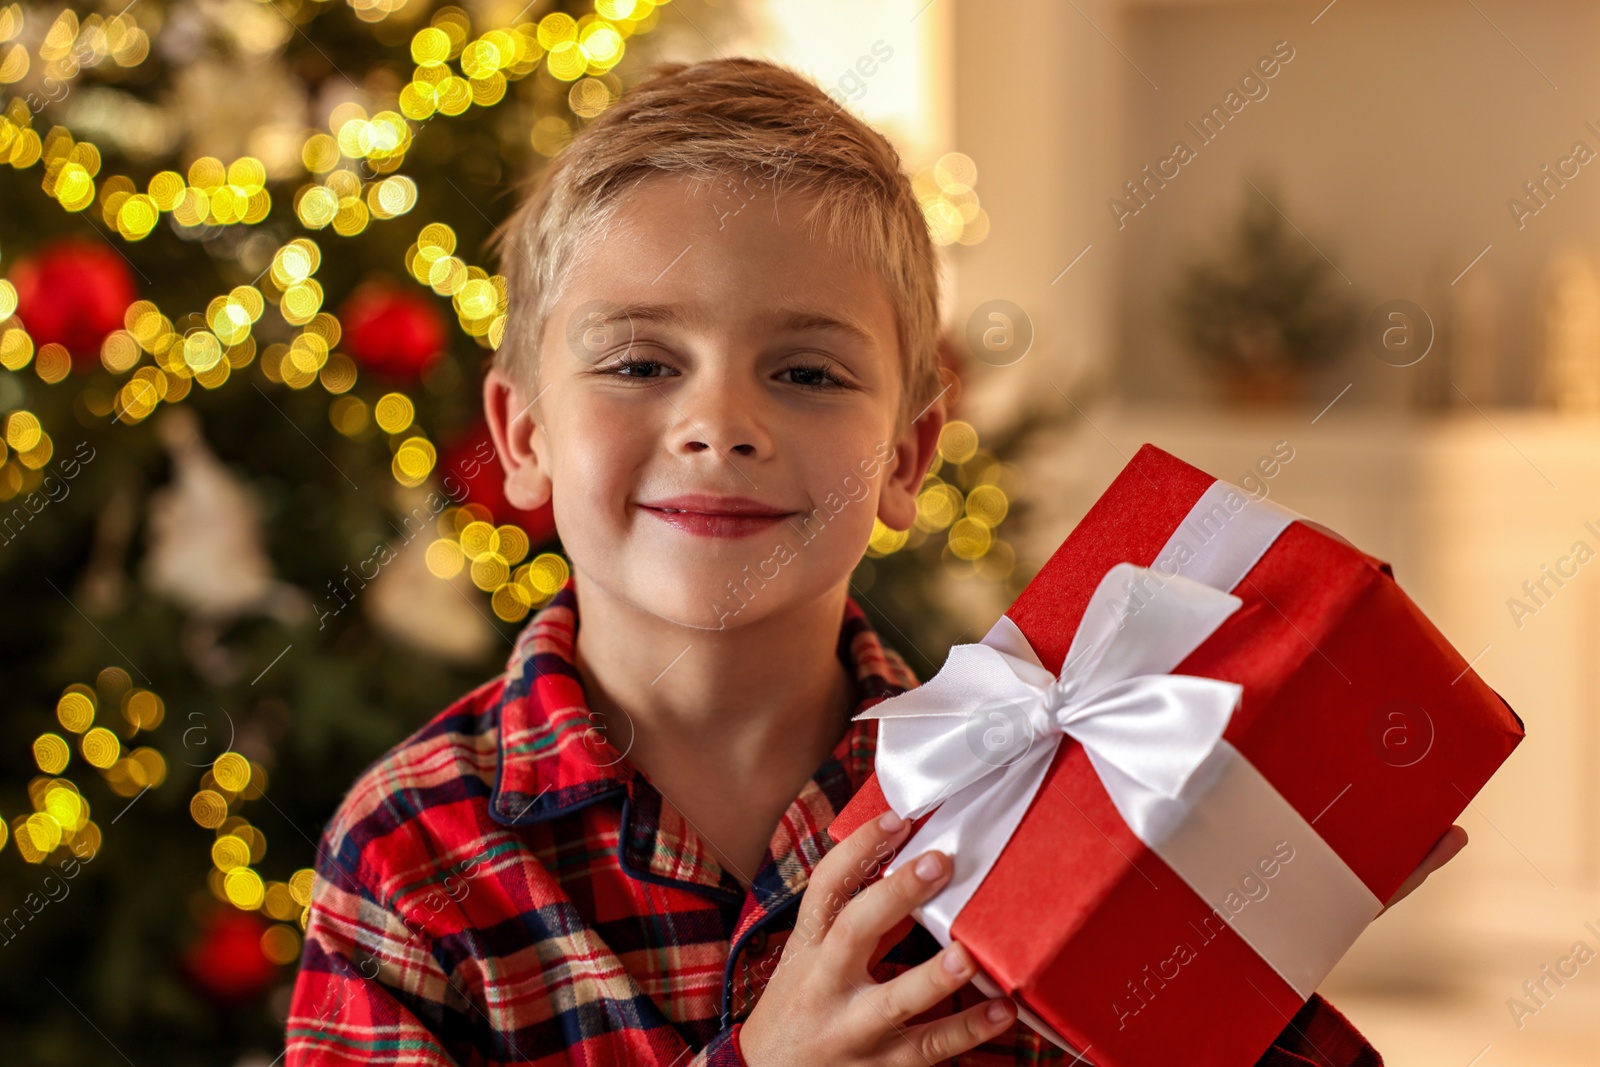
[638,494,796,539]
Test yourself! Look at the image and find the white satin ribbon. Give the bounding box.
[855,480,1383,1054]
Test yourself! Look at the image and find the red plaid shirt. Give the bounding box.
[286,576,1382,1065]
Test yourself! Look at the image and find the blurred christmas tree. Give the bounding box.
[0,2,1025,1062]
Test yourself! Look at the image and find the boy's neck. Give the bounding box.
[570,572,859,884]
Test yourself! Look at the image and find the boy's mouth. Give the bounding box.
[637,494,796,539]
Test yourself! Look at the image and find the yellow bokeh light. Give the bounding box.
[123,688,165,730]
[81,726,120,769]
[924,199,964,246]
[241,761,268,802]
[578,22,624,67]
[101,330,142,373]
[189,156,226,190]
[948,516,993,560]
[456,278,498,320]
[289,867,315,907]
[937,420,980,464]
[264,881,300,920]
[228,156,266,192]
[332,196,371,237]
[537,11,578,48]
[530,116,573,157]
[412,26,451,65]
[867,518,910,557]
[56,689,96,732]
[964,484,1009,527]
[54,162,94,210]
[190,789,228,828]
[148,170,186,210]
[34,344,70,383]
[471,554,510,591]
[272,239,321,286]
[213,751,252,793]
[97,668,130,703]
[183,330,223,373]
[459,520,497,559]
[427,255,467,295]
[282,280,325,323]
[0,326,34,371]
[298,186,340,229]
[224,866,265,910]
[320,352,358,394]
[302,134,341,174]
[915,483,962,532]
[32,733,70,774]
[329,395,369,436]
[212,834,252,871]
[527,552,569,595]
[545,40,585,81]
[131,746,167,788]
[43,786,84,830]
[289,334,329,375]
[261,923,302,964]
[393,437,436,486]
[374,392,415,434]
[25,811,62,856]
[373,176,418,218]
[426,538,464,578]
[934,151,978,193]
[496,524,530,565]
[117,193,158,239]
[417,222,455,256]
[4,409,41,451]
[492,583,533,622]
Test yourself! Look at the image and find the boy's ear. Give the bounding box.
[482,366,552,512]
[876,399,947,532]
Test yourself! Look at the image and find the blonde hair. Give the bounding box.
[486,56,946,433]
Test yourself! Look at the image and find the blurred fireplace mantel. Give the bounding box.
[1043,401,1600,920]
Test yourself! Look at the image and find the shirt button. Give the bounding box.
[746,929,768,956]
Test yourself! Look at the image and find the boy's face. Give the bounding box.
[484,171,942,631]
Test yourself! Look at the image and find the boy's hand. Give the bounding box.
[1378,823,1468,916]
[739,811,1016,1066]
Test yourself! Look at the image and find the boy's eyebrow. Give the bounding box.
[599,302,878,348]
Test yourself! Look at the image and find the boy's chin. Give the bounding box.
[629,565,843,632]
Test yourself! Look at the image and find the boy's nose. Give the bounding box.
[668,379,774,459]
[686,440,757,456]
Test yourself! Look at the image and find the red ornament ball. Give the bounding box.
[9,237,138,373]
[179,904,280,1007]
[338,281,448,380]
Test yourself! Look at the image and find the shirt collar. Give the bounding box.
[488,575,920,861]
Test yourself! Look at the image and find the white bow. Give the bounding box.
[857,562,1246,941]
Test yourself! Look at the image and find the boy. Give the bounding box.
[286,57,1463,1065]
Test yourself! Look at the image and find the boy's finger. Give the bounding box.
[799,810,910,943]
[823,849,951,969]
[868,915,915,972]
[859,940,978,1028]
[895,996,1016,1065]
[1381,823,1468,914]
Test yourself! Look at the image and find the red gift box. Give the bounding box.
[832,443,1525,1066]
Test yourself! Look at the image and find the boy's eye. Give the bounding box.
[599,355,848,390]
[778,362,846,390]
[603,353,673,379]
